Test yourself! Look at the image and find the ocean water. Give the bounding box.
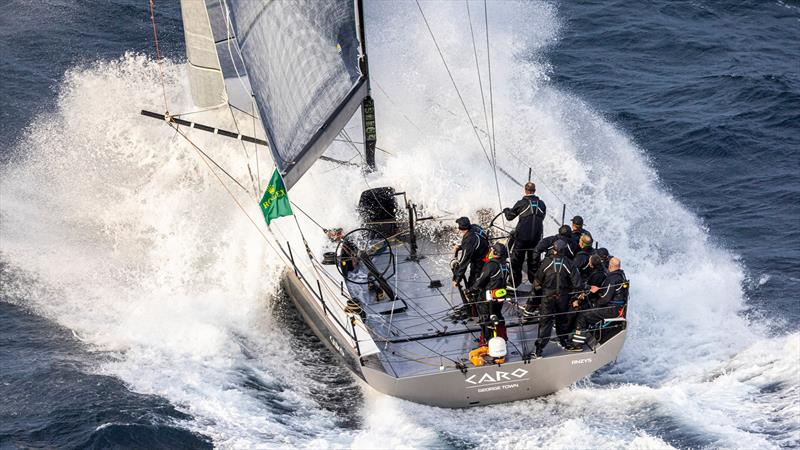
[1,1,798,449]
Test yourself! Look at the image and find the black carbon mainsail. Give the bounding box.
[205,0,368,188]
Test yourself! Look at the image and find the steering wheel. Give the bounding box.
[335,227,395,285]
[488,211,514,237]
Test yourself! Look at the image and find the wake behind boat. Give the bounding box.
[141,0,629,408]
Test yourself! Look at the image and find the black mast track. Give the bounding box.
[140,110,268,146]
[356,0,377,171]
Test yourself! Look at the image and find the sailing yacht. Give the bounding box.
[143,0,628,408]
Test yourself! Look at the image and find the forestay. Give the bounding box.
[205,0,368,189]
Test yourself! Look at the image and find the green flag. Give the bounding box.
[260,169,293,225]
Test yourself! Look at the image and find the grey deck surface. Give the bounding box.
[345,237,584,378]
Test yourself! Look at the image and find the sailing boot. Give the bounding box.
[565,332,584,352]
[520,303,538,324]
[571,329,588,348]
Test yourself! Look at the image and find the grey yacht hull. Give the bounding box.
[281,269,365,379]
[360,331,626,408]
[282,268,626,408]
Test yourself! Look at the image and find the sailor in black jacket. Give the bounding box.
[566,254,606,337]
[569,215,592,249]
[503,182,546,287]
[572,257,628,346]
[572,234,595,280]
[471,242,510,341]
[452,217,490,288]
[533,240,582,356]
[583,255,607,293]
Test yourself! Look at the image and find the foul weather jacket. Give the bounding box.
[583,265,607,302]
[504,194,546,242]
[453,225,490,282]
[594,269,628,307]
[573,247,596,278]
[471,258,510,293]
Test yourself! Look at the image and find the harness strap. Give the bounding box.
[520,197,544,218]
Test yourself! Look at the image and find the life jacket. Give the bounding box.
[472,224,488,240]
[519,196,545,219]
[469,224,491,262]
[483,260,510,301]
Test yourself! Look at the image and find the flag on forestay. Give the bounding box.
[260,169,293,225]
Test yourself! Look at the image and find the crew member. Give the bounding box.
[471,242,510,341]
[583,254,607,293]
[533,240,581,357]
[565,254,606,343]
[452,217,490,288]
[520,226,576,322]
[533,225,577,259]
[571,257,628,348]
[596,247,611,269]
[570,215,592,248]
[572,234,595,279]
[503,182,547,287]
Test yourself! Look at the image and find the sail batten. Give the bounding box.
[205,0,367,189]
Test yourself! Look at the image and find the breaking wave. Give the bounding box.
[1,1,796,448]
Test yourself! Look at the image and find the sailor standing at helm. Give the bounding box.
[471,242,511,342]
[503,182,547,287]
[452,217,490,289]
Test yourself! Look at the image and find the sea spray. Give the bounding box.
[1,1,797,448]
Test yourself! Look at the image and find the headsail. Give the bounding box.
[205,0,368,189]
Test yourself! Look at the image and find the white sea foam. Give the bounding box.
[1,1,797,448]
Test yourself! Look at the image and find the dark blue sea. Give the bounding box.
[1,1,798,448]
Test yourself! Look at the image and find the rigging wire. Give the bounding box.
[170,103,229,118]
[288,200,328,232]
[369,36,571,219]
[227,104,259,197]
[372,78,425,134]
[340,129,365,162]
[175,125,252,195]
[465,0,492,161]
[251,96,262,193]
[148,0,169,113]
[332,138,394,155]
[414,0,493,168]
[484,0,497,161]
[476,1,506,222]
[416,0,505,217]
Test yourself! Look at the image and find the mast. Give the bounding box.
[356,0,377,171]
